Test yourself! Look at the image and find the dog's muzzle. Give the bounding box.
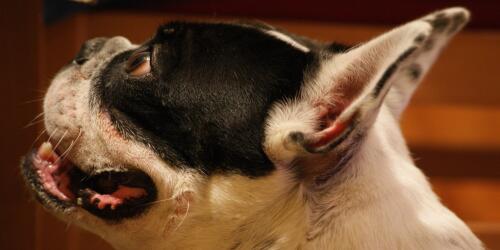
[22,142,157,221]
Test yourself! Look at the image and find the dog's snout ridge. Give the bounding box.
[74,36,133,66]
[74,37,109,65]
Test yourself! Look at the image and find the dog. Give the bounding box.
[22,7,484,249]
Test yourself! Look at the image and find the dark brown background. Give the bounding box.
[2,1,499,249]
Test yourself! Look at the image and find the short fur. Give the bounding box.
[22,7,483,250]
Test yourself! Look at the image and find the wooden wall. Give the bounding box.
[0,0,41,249]
[3,5,499,250]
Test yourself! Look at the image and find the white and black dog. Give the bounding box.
[22,7,484,250]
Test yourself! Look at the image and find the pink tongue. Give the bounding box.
[90,185,147,210]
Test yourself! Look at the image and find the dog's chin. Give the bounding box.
[22,142,157,222]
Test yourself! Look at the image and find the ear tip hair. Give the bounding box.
[447,7,471,17]
[434,7,471,26]
[447,7,472,28]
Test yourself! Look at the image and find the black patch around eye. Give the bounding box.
[95,22,316,177]
[125,51,150,73]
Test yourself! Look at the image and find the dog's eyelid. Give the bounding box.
[125,50,151,77]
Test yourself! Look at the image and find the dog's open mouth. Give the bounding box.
[22,142,157,221]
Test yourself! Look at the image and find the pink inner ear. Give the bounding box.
[303,62,371,150]
[306,87,354,149]
[308,120,348,149]
[295,103,350,150]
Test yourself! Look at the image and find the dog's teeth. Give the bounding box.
[38,142,54,161]
[77,197,83,206]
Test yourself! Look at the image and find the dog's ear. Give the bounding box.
[264,8,469,177]
[385,8,470,118]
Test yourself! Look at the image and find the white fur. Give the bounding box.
[266,30,311,52]
[40,7,482,250]
[303,107,481,249]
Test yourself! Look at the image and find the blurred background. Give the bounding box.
[1,0,499,249]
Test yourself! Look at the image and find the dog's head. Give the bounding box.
[22,8,469,249]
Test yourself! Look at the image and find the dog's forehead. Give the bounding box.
[99,21,316,177]
[154,21,311,52]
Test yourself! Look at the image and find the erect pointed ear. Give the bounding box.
[264,7,470,177]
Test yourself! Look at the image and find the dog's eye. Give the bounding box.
[126,50,151,77]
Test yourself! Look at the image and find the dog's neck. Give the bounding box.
[147,109,423,250]
[147,108,476,250]
[302,109,427,249]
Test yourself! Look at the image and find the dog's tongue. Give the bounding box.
[88,185,146,210]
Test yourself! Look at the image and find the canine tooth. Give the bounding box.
[77,197,83,206]
[38,142,54,160]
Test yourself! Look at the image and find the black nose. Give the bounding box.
[73,37,108,65]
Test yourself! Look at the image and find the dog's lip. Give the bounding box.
[22,141,158,220]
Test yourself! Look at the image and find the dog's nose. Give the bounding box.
[73,37,108,65]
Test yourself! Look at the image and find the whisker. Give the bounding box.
[53,130,68,150]
[172,201,190,233]
[24,102,62,128]
[22,98,45,104]
[27,111,45,124]
[136,195,176,207]
[47,128,59,142]
[23,118,45,129]
[57,140,75,163]
[29,88,47,94]
[58,129,82,162]
[65,221,73,231]
[30,129,47,148]
[162,219,171,235]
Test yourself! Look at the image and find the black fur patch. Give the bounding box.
[424,38,435,51]
[95,22,321,177]
[449,13,467,34]
[373,47,417,97]
[427,13,449,32]
[327,42,352,53]
[414,34,427,44]
[407,64,422,80]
